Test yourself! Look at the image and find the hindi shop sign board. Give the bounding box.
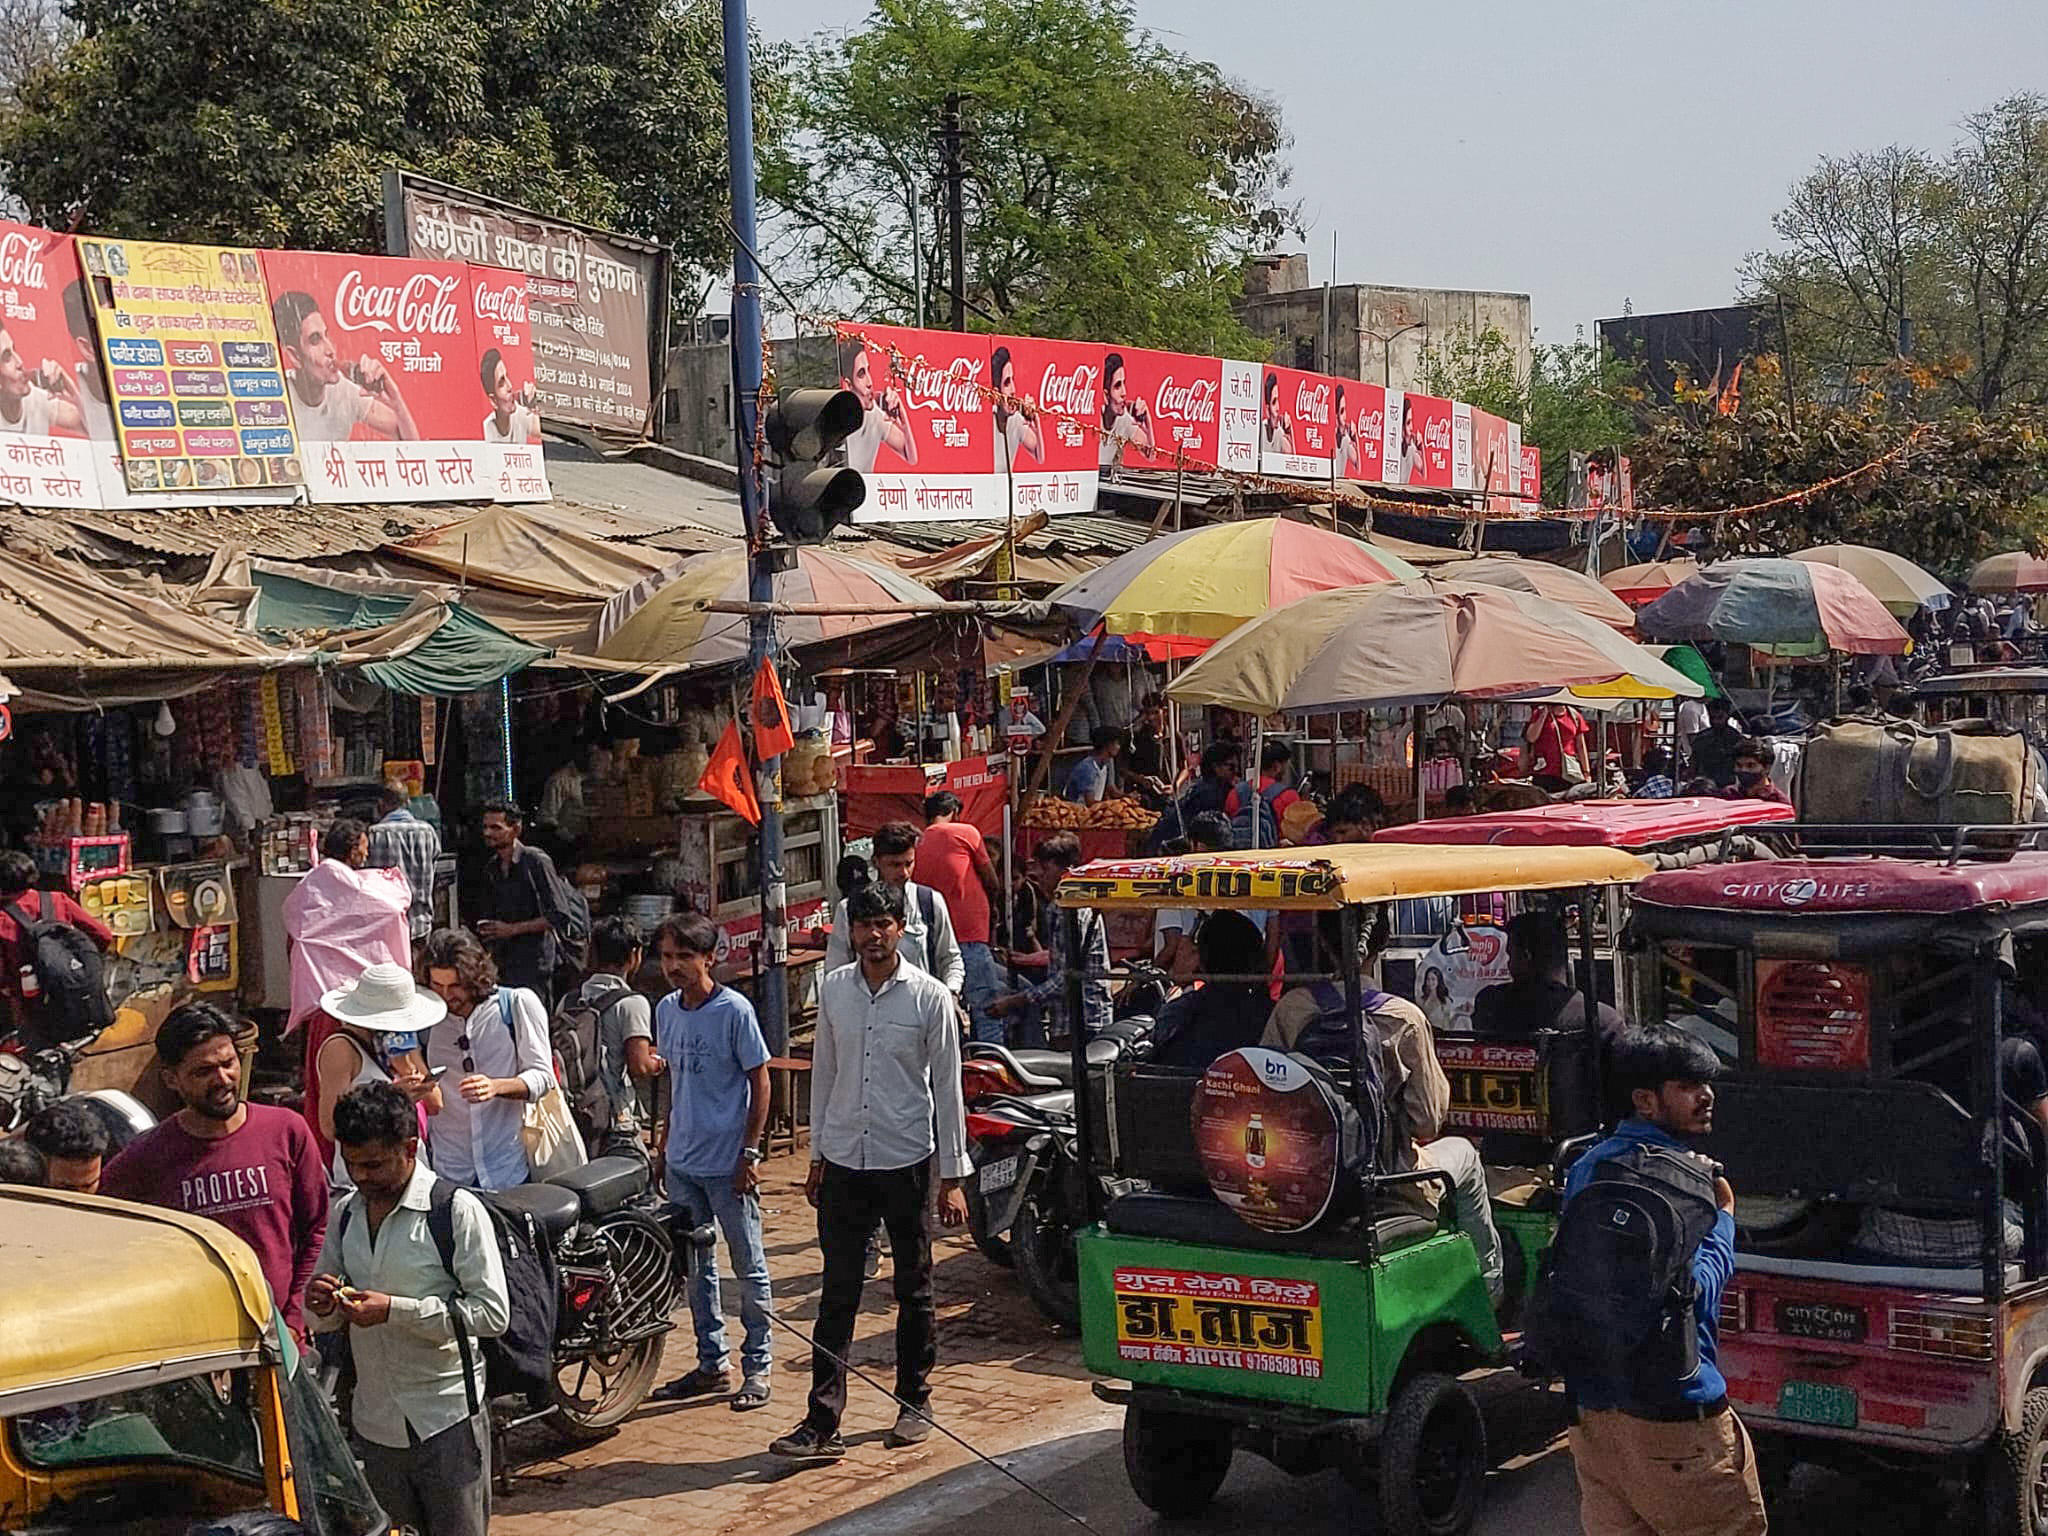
[988,334,1100,519]
[259,250,550,504]
[834,324,1006,524]
[1099,345,1258,477]
[77,236,303,498]
[388,173,665,438]
[0,221,109,510]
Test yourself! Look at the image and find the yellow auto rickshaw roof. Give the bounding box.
[1056,841,1653,910]
[0,1189,277,1407]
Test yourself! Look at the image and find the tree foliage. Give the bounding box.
[1746,93,2048,414]
[1417,325,1638,505]
[1634,365,2048,578]
[0,0,767,285]
[761,0,1296,353]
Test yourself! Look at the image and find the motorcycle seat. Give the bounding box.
[549,1154,649,1220]
[484,1180,581,1242]
[999,1040,1124,1087]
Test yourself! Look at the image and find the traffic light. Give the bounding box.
[762,388,865,544]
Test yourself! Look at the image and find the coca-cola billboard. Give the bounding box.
[988,334,1100,518]
[835,323,1003,523]
[0,220,104,510]
[1339,378,1386,483]
[1383,389,1456,490]
[1520,442,1543,506]
[260,249,549,504]
[1098,345,1256,476]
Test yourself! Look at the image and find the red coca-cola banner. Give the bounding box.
[1382,389,1455,489]
[988,334,1099,518]
[836,323,1004,523]
[260,249,549,503]
[1256,364,1340,478]
[1338,379,1385,482]
[1520,442,1543,505]
[0,221,104,509]
[1097,344,1258,476]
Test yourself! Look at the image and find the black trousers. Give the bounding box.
[807,1159,935,1433]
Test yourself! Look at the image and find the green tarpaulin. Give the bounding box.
[1647,644,1721,699]
[252,569,548,696]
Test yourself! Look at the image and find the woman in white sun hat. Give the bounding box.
[317,961,447,1190]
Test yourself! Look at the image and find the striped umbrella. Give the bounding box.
[1637,558,1908,654]
[594,548,946,668]
[1049,517,1421,646]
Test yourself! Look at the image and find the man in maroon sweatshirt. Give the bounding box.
[103,1001,329,1332]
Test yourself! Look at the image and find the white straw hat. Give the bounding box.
[321,961,448,1034]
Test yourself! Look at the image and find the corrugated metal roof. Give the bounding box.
[840,513,1157,557]
[58,502,469,559]
[538,449,746,542]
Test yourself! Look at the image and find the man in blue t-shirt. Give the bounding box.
[648,912,774,1412]
[1560,1022,1765,1536]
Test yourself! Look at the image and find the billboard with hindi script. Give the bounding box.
[386,172,666,439]
[987,334,1100,519]
[833,323,1006,524]
[259,249,550,504]
[1097,344,1258,477]
[0,220,107,511]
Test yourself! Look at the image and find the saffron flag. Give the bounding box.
[698,719,761,824]
[750,659,797,760]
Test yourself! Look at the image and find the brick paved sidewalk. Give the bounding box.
[495,1152,1117,1536]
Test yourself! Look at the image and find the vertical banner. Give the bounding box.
[836,324,1003,523]
[1381,388,1408,483]
[78,236,301,496]
[1337,379,1385,482]
[467,265,551,502]
[1217,360,1259,475]
[389,173,663,437]
[1451,402,1474,490]
[1257,365,1338,479]
[1520,442,1542,506]
[0,222,102,509]
[988,335,1099,518]
[1402,392,1457,489]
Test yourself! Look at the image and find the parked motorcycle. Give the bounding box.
[964,1087,1074,1268]
[477,1154,678,1447]
[0,1032,153,1153]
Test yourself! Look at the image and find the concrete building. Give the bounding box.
[1235,253,1532,395]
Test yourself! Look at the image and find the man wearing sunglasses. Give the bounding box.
[419,927,553,1190]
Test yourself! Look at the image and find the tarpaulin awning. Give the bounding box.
[391,503,677,600]
[249,566,547,695]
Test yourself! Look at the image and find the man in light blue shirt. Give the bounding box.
[649,912,773,1412]
[1063,726,1125,803]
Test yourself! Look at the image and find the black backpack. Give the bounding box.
[1524,1141,1721,1396]
[6,894,112,1044]
[340,1177,559,1409]
[1288,980,1390,1174]
[552,978,633,1143]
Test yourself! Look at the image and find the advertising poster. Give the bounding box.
[391,173,663,437]
[1520,442,1542,506]
[1412,918,1511,1032]
[1381,388,1408,483]
[1401,391,1457,490]
[1338,379,1385,482]
[1098,345,1257,476]
[1218,359,1258,475]
[1467,408,1516,503]
[1256,365,1338,480]
[466,264,552,502]
[259,250,549,505]
[1191,1048,1346,1233]
[1451,401,1474,491]
[834,323,1004,524]
[0,221,103,510]
[987,334,1099,519]
[77,235,301,496]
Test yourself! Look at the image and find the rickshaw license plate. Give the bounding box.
[979,1156,1021,1194]
[1779,1381,1858,1428]
[1111,1266,1323,1380]
[1775,1300,1866,1343]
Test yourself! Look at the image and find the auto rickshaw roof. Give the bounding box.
[1374,796,1795,849]
[0,1189,276,1408]
[1913,666,2048,695]
[1057,841,1652,911]
[1636,851,2048,916]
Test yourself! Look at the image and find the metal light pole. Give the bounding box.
[721,0,788,1051]
[1365,319,1428,390]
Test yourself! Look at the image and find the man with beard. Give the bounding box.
[989,344,1043,469]
[1097,350,1152,465]
[1260,369,1293,455]
[103,1002,330,1333]
[478,346,540,444]
[836,336,917,472]
[0,321,84,436]
[272,289,421,444]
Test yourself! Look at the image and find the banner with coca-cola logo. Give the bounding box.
[835,324,1004,524]
[1339,379,1386,483]
[467,265,550,502]
[1520,442,1542,506]
[0,220,107,510]
[1383,389,1455,489]
[988,334,1099,518]
[258,250,549,504]
[1098,345,1257,476]
[1257,365,1339,479]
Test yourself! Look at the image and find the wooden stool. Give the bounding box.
[764,1056,812,1158]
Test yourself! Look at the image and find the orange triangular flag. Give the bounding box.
[699,720,761,824]
[750,658,797,760]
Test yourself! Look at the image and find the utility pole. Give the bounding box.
[719,0,788,1052]
[941,92,967,332]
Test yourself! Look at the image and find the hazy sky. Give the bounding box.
[757,0,2048,342]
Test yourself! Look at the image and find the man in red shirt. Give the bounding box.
[0,849,112,1040]
[1724,741,1793,806]
[102,1001,329,1332]
[915,791,1004,1042]
[1523,704,1591,792]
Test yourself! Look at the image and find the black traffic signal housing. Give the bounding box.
[762,388,865,544]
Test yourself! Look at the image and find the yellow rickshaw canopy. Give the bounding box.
[0,1190,277,1408]
[1055,841,1654,911]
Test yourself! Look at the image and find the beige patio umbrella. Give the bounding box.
[1969,551,2048,594]
[1166,578,1702,716]
[1455,556,1637,630]
[1791,544,1949,617]
[1601,556,1700,607]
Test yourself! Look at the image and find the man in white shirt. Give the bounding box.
[990,344,1043,469]
[771,882,969,1463]
[0,323,82,436]
[825,821,964,1000]
[418,927,555,1191]
[308,1080,508,1536]
[273,289,421,444]
[836,336,917,472]
[479,347,540,443]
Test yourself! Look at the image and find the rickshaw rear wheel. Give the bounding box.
[1978,1384,2048,1536]
[1377,1373,1487,1536]
[1122,1403,1232,1517]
